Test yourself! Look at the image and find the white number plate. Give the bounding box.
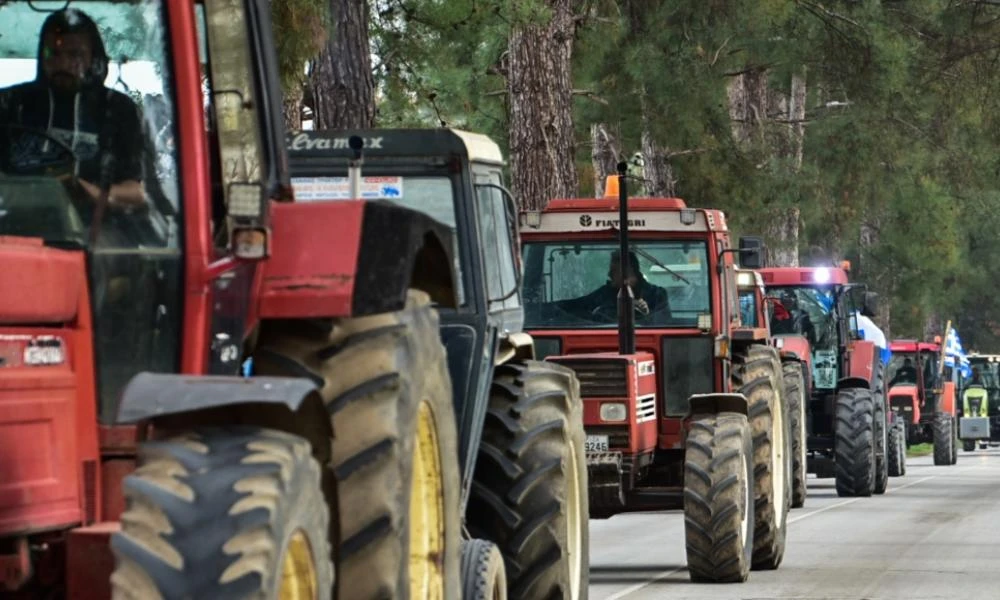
[585,435,609,453]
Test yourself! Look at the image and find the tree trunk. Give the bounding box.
[789,68,807,170]
[309,0,375,130]
[508,0,578,210]
[283,84,304,131]
[591,122,619,198]
[641,126,675,197]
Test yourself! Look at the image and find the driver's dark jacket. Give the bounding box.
[558,278,671,319]
[0,81,144,209]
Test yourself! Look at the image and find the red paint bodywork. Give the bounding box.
[258,201,365,318]
[758,266,850,287]
[888,384,922,424]
[551,352,659,455]
[0,2,376,595]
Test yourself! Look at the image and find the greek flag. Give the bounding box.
[944,328,971,377]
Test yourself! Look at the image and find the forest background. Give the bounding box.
[272,0,1000,349]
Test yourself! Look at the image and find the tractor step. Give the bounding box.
[66,522,119,600]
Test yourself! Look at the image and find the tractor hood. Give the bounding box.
[888,383,919,397]
[0,237,82,324]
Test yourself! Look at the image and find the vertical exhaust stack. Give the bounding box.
[348,135,364,199]
[616,160,636,355]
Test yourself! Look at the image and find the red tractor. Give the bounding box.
[887,335,960,465]
[736,269,811,508]
[757,266,895,497]
[1,2,590,599]
[520,166,792,583]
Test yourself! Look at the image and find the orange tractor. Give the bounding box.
[887,334,960,466]
[519,165,792,583]
[1,1,590,599]
[736,269,811,508]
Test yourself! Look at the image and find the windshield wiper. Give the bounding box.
[633,246,691,284]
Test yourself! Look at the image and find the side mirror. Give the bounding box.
[738,236,766,269]
[862,291,878,318]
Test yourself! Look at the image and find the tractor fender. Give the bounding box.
[260,201,457,319]
[115,372,323,425]
[687,392,749,417]
[837,376,871,391]
[775,335,810,363]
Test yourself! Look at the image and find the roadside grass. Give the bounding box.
[907,443,934,457]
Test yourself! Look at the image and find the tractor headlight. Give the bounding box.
[600,402,627,422]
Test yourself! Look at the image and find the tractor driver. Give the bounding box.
[890,357,918,387]
[557,250,671,322]
[0,8,146,230]
[771,290,817,346]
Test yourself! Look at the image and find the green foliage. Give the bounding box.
[271,0,329,91]
[273,0,1000,344]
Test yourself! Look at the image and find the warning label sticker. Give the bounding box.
[291,176,403,201]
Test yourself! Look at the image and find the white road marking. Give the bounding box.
[605,471,951,598]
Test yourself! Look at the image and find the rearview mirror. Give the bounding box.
[862,291,878,318]
[738,236,766,269]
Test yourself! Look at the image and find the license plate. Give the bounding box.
[585,435,609,452]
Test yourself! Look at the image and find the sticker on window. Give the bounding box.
[813,349,838,389]
[291,176,403,201]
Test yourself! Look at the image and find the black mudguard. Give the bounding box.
[688,392,750,417]
[115,372,321,425]
[353,201,457,315]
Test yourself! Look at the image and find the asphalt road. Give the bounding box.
[588,449,1000,600]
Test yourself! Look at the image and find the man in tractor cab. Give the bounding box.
[0,8,145,227]
[963,367,989,418]
[557,249,671,321]
[771,289,817,345]
[890,357,919,387]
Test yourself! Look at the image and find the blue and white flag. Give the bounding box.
[943,327,971,377]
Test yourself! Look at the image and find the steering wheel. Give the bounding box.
[0,124,80,180]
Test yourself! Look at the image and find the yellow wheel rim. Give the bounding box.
[410,399,446,599]
[279,530,318,600]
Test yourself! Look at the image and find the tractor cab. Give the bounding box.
[0,0,288,595]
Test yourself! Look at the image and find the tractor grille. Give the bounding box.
[550,359,628,398]
[586,425,630,448]
[889,395,916,425]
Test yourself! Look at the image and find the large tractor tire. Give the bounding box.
[834,387,876,497]
[683,412,754,583]
[733,345,790,571]
[951,419,960,464]
[467,360,589,600]
[252,289,462,599]
[110,427,334,600]
[782,361,808,509]
[933,413,956,466]
[888,420,906,477]
[460,538,508,600]
[873,366,889,495]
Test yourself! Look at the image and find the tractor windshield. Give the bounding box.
[521,239,711,329]
[0,1,180,248]
[887,352,920,387]
[0,1,185,421]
